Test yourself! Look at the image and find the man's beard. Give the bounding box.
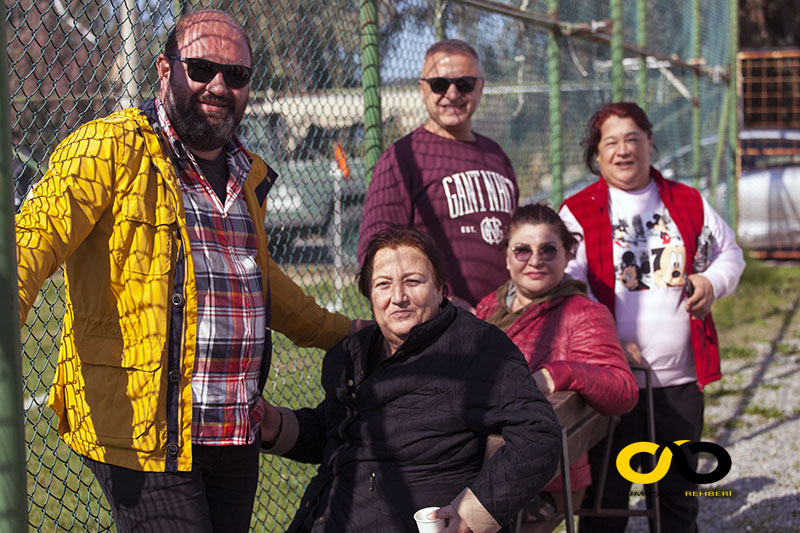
[163,81,244,153]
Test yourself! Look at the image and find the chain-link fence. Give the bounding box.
[5,0,734,530]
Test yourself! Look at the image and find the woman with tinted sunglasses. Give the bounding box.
[475,203,638,530]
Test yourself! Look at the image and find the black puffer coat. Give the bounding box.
[285,302,561,532]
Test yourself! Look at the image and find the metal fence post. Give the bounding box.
[610,0,624,101]
[0,3,29,532]
[361,0,382,181]
[118,0,141,110]
[636,0,647,110]
[727,0,738,230]
[547,0,563,208]
[691,0,702,189]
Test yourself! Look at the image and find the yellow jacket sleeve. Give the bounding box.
[16,123,118,324]
[267,253,352,351]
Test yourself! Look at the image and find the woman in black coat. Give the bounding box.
[261,226,561,532]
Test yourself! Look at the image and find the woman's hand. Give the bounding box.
[621,341,643,366]
[448,295,476,314]
[259,398,282,446]
[684,273,715,319]
[532,368,555,395]
[431,506,472,532]
[351,318,375,333]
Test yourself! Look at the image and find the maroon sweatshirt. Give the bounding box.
[358,127,519,306]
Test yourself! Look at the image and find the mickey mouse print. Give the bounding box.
[612,208,687,292]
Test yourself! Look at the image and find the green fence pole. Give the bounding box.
[0,3,28,532]
[434,0,446,40]
[361,0,382,181]
[547,0,563,208]
[726,0,738,230]
[610,0,623,101]
[691,0,701,190]
[636,0,647,109]
[711,87,730,211]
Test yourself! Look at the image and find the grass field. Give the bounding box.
[20,267,371,532]
[19,256,800,531]
[709,257,800,351]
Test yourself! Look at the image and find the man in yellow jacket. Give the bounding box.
[15,9,354,532]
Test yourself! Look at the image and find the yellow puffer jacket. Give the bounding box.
[16,107,351,472]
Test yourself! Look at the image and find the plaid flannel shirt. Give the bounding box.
[156,99,266,446]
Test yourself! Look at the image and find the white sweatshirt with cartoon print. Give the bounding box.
[560,179,745,388]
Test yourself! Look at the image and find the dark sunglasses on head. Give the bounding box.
[169,56,252,89]
[510,243,560,263]
[420,76,480,95]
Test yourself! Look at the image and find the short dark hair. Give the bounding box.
[357,226,449,299]
[424,39,480,64]
[501,203,580,257]
[164,9,253,63]
[582,102,654,175]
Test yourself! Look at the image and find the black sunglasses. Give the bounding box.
[169,56,252,89]
[420,76,480,95]
[510,243,560,263]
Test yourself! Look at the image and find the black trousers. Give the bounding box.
[579,382,704,533]
[85,439,261,533]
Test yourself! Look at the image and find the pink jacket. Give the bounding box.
[477,291,638,490]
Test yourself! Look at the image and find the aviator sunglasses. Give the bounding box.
[510,243,560,263]
[420,76,480,95]
[169,56,252,89]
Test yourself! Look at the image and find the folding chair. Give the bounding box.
[573,365,661,533]
[485,391,609,533]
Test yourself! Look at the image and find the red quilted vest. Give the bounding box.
[562,168,721,388]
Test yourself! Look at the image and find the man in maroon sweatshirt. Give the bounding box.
[357,39,519,310]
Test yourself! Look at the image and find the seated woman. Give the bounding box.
[475,203,639,523]
[261,226,561,532]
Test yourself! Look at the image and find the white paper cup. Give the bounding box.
[413,506,445,533]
